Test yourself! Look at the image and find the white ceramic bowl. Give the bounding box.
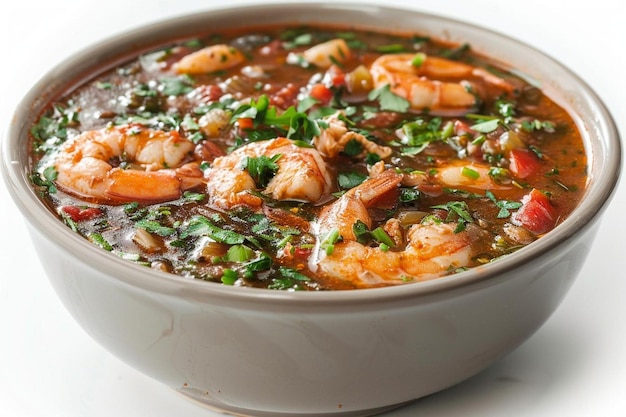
[1,3,621,416]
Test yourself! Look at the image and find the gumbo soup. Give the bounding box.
[29,24,588,290]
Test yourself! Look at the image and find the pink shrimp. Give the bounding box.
[52,125,203,204]
[370,53,513,115]
[312,111,392,159]
[311,169,488,287]
[206,137,333,209]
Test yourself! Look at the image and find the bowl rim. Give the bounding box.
[1,1,622,306]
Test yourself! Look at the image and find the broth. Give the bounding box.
[28,24,587,290]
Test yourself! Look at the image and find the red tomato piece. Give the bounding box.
[509,148,541,179]
[325,65,346,87]
[237,117,254,130]
[294,247,312,258]
[61,206,103,222]
[309,83,333,104]
[269,83,299,109]
[511,189,557,235]
[193,84,223,103]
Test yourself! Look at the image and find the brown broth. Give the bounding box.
[29,24,588,290]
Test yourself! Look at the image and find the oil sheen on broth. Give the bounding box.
[29,24,588,290]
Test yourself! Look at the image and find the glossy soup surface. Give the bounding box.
[29,24,588,290]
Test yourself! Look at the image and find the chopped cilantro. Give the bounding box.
[241,154,281,188]
[337,171,368,190]
[398,117,451,154]
[243,252,272,278]
[352,220,370,244]
[181,216,246,244]
[224,244,255,262]
[282,33,313,49]
[521,119,556,133]
[183,191,206,202]
[221,269,238,285]
[340,139,362,157]
[368,84,410,113]
[31,166,58,194]
[485,190,522,219]
[364,152,382,165]
[135,219,176,237]
[399,187,420,203]
[160,75,194,96]
[267,267,311,290]
[470,118,501,133]
[431,201,473,232]
[231,95,321,141]
[89,233,113,251]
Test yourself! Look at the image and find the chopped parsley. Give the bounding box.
[485,190,523,219]
[367,84,410,113]
[431,201,474,232]
[241,154,282,188]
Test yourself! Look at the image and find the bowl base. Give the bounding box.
[176,386,415,417]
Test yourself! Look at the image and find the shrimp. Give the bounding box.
[317,169,403,240]
[302,38,351,69]
[312,111,392,159]
[173,44,246,75]
[315,220,487,287]
[206,137,333,209]
[311,168,488,287]
[370,53,513,115]
[52,125,204,204]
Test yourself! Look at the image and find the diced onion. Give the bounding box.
[397,210,428,227]
[132,229,164,253]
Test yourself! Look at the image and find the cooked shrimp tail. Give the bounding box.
[311,166,490,287]
[317,169,403,241]
[370,53,513,115]
[52,125,202,204]
[314,220,488,287]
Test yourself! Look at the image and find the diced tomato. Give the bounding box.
[509,148,541,179]
[325,65,346,87]
[269,83,299,109]
[511,189,557,235]
[193,84,224,103]
[61,206,103,222]
[309,83,333,104]
[294,247,312,258]
[237,117,254,131]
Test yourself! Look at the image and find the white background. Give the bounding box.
[1,1,625,416]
